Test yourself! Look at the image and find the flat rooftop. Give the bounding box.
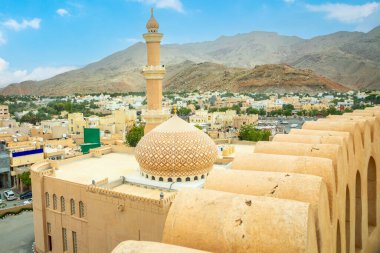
[51,143,255,185]
[54,153,139,185]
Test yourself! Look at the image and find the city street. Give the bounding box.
[0,188,31,209]
[0,211,34,253]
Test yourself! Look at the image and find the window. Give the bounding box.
[61,196,65,212]
[159,177,163,182]
[72,231,78,253]
[53,194,57,210]
[70,199,75,215]
[47,222,51,234]
[186,177,190,182]
[62,228,67,251]
[79,201,85,218]
[45,192,50,208]
[176,178,182,182]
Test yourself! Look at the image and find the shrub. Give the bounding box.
[126,125,144,147]
[239,124,271,142]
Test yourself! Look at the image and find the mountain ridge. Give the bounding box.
[2,26,380,95]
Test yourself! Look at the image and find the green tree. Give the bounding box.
[19,172,31,187]
[239,124,271,142]
[20,111,51,125]
[172,107,191,116]
[246,108,259,115]
[126,125,144,147]
[208,108,218,113]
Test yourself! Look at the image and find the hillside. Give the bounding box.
[2,26,379,95]
[165,62,348,93]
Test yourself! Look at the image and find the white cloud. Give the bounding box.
[3,18,41,31]
[126,38,140,43]
[0,58,77,86]
[56,8,70,16]
[137,0,184,13]
[0,57,9,71]
[0,32,5,45]
[306,2,380,23]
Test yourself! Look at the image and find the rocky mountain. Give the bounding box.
[2,26,379,95]
[165,62,348,93]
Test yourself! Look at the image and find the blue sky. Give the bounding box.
[0,0,379,86]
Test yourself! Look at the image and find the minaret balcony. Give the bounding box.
[142,65,166,80]
[143,33,163,42]
[142,108,171,122]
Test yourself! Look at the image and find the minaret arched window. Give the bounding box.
[53,194,57,210]
[70,199,75,215]
[79,201,85,218]
[45,192,50,208]
[61,196,65,212]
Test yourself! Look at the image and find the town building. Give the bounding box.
[232,114,259,129]
[0,105,10,119]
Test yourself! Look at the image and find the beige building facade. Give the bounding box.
[0,105,10,119]
[31,148,176,253]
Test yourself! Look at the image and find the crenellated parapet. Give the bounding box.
[86,184,176,207]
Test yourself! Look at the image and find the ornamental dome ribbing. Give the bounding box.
[146,8,159,32]
[135,116,217,179]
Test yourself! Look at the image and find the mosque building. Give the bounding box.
[31,9,380,253]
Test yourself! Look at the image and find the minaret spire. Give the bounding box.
[142,9,170,134]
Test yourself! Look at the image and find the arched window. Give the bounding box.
[368,157,377,228]
[145,174,148,179]
[186,177,190,182]
[159,177,163,182]
[201,175,205,179]
[45,192,50,208]
[177,178,182,182]
[79,201,85,218]
[356,172,362,248]
[194,176,198,181]
[53,194,57,210]
[168,178,173,182]
[61,196,65,212]
[70,199,75,215]
[151,176,155,180]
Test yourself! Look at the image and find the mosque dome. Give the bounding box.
[135,116,217,182]
[146,8,159,32]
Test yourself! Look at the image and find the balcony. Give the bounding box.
[142,65,166,80]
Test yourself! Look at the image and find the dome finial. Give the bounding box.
[146,8,159,32]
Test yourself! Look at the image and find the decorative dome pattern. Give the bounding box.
[135,116,217,178]
[146,8,159,32]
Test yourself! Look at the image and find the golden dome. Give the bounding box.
[146,8,159,32]
[135,116,217,180]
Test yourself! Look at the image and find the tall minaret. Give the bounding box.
[142,8,170,134]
